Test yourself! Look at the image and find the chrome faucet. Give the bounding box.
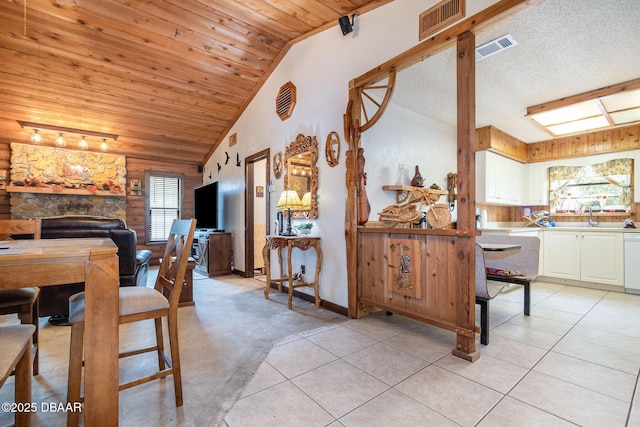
[586,204,599,227]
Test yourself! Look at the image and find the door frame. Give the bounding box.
[244,149,270,278]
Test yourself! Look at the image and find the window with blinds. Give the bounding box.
[146,173,183,242]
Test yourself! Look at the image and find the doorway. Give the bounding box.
[244,149,270,278]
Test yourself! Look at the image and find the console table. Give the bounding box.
[262,236,322,309]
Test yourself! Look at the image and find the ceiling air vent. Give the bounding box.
[476,34,518,61]
[419,0,465,41]
[275,81,296,121]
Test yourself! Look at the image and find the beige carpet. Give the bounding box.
[0,271,346,426]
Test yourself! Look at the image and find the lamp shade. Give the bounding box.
[277,190,302,211]
[301,192,312,210]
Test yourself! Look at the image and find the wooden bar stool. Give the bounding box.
[0,289,39,375]
[0,219,42,375]
[66,219,196,426]
[0,324,36,427]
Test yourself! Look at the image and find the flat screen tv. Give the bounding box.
[194,181,219,230]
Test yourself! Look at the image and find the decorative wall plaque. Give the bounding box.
[325,131,340,167]
[387,238,422,299]
[273,152,283,179]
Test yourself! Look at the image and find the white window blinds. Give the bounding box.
[148,175,181,241]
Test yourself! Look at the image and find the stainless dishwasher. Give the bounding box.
[624,233,640,294]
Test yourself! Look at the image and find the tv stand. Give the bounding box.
[193,231,232,277]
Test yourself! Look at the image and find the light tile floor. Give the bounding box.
[224,281,640,427]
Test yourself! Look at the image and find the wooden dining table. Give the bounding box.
[0,238,120,426]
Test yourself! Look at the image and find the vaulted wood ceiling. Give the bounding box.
[0,0,389,165]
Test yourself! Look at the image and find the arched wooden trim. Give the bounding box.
[358,69,396,133]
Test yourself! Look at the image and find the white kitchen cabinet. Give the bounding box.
[543,231,623,286]
[527,163,549,205]
[476,151,527,205]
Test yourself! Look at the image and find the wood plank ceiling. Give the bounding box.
[0,0,389,165]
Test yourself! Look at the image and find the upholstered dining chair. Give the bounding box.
[66,218,196,426]
[0,219,41,376]
[0,324,36,427]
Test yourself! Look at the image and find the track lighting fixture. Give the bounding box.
[30,129,42,144]
[56,133,66,147]
[79,136,88,150]
[17,120,118,152]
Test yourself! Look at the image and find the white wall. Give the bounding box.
[363,101,459,223]
[205,0,498,309]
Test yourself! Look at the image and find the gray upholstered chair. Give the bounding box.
[475,244,505,345]
[477,235,540,317]
[0,219,41,375]
[66,219,196,426]
[0,324,36,427]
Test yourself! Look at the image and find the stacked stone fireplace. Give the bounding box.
[9,143,127,219]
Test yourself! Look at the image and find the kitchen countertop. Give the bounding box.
[481,223,640,233]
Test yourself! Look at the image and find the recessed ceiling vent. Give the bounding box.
[476,34,518,61]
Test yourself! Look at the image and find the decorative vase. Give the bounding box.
[411,165,424,187]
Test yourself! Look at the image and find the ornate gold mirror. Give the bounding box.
[284,133,318,218]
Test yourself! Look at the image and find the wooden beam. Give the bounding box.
[353,0,536,88]
[452,31,479,361]
[526,77,640,116]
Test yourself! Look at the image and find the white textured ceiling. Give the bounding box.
[391,0,640,143]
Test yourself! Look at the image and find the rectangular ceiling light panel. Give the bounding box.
[527,78,640,137]
[530,100,601,127]
[601,89,640,112]
[610,107,640,125]
[547,116,610,136]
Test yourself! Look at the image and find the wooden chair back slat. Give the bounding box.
[0,219,41,240]
[155,219,197,307]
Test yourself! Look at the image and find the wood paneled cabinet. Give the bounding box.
[194,232,232,277]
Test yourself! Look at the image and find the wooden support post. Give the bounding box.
[452,31,479,361]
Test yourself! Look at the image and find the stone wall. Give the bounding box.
[11,193,126,219]
[9,143,126,219]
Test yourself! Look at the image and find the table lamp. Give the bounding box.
[277,190,302,236]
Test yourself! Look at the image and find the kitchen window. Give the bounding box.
[145,172,184,243]
[549,158,633,215]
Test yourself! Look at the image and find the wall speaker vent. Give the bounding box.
[276,81,296,121]
[419,0,465,41]
[476,34,518,61]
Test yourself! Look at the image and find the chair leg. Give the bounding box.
[67,322,84,427]
[523,280,531,316]
[154,317,166,371]
[476,298,489,345]
[14,337,32,427]
[18,301,39,376]
[31,298,39,376]
[167,312,183,407]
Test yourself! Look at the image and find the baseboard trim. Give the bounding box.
[269,283,348,317]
